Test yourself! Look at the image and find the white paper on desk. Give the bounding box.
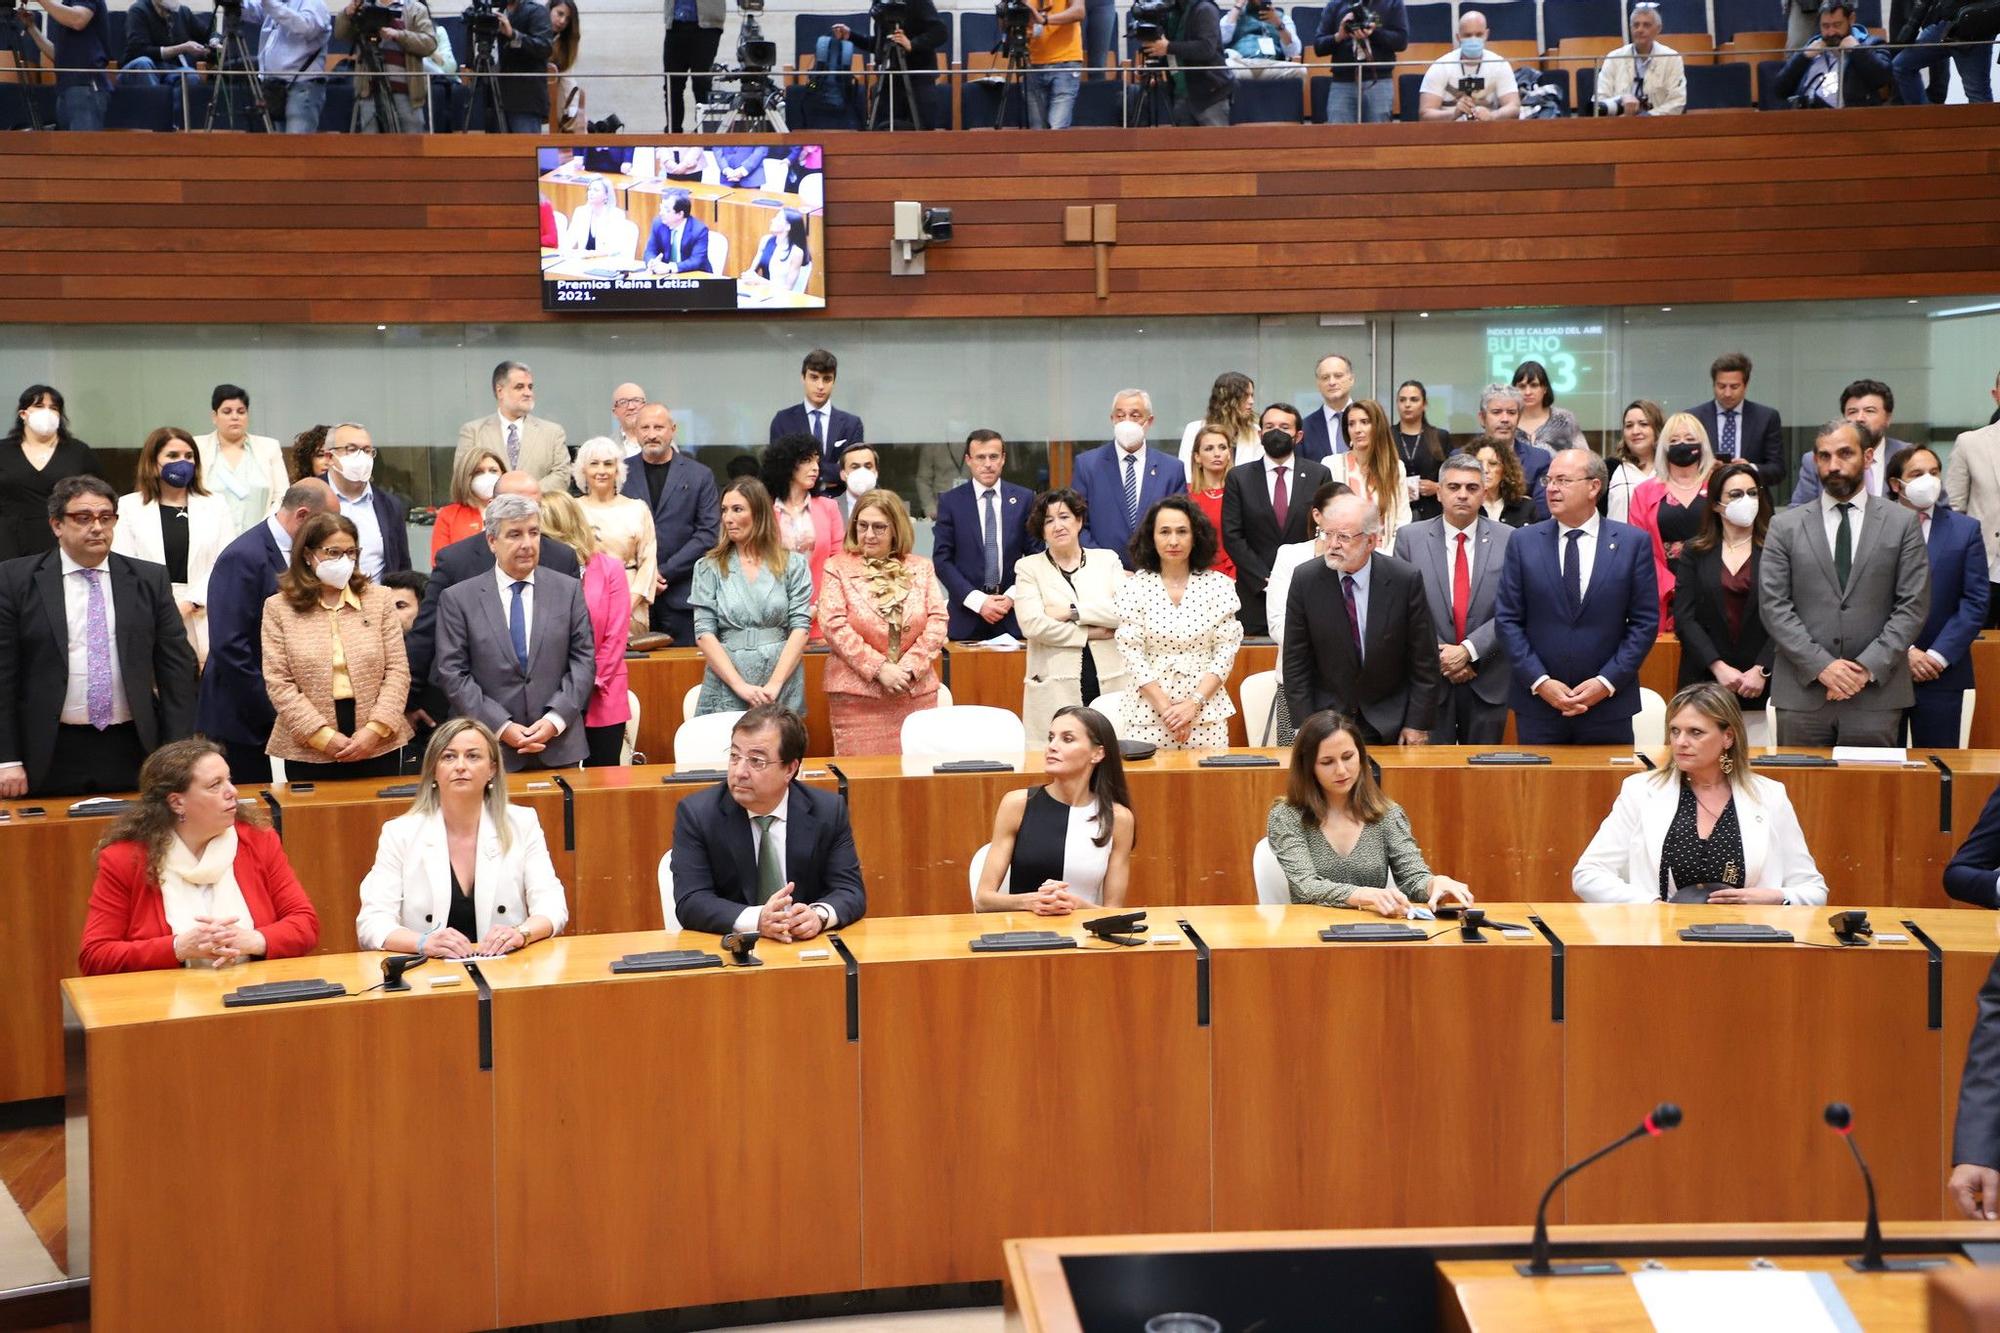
[1631,1271,1860,1333]
[1831,745,1909,765]
[971,634,1023,651]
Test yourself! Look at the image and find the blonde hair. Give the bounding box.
[1655,412,1715,479]
[1650,682,1752,792]
[450,445,506,508]
[845,488,915,558]
[408,719,514,853]
[537,490,599,563]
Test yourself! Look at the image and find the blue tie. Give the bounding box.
[1123,451,1140,534]
[1563,530,1584,612]
[1718,410,1738,459]
[982,488,1002,589]
[509,580,530,670]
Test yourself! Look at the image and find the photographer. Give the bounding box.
[1593,2,1684,115]
[24,0,114,130]
[1024,0,1086,128]
[661,0,723,134]
[335,0,437,131]
[226,0,334,132]
[1223,0,1304,81]
[1772,0,1891,108]
[834,0,948,129]
[1417,9,1519,120]
[476,0,554,131]
[1892,0,1993,106]
[1312,0,1405,120]
[1139,0,1228,126]
[120,0,212,88]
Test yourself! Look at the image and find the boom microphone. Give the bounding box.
[1517,1103,1682,1276]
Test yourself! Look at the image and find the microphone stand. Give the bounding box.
[1827,1103,1949,1272]
[1517,1105,1680,1277]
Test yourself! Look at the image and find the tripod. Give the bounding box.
[203,3,276,131]
[712,71,785,131]
[348,36,404,131]
[456,21,508,131]
[989,33,1030,129]
[866,29,927,130]
[0,6,46,131]
[1130,58,1168,126]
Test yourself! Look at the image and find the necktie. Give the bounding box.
[506,420,521,469]
[80,568,113,730]
[1341,574,1362,662]
[1563,529,1584,612]
[1122,451,1140,533]
[753,814,784,904]
[1272,464,1289,532]
[509,580,530,670]
[982,488,1002,589]
[1719,410,1738,459]
[1451,531,1471,643]
[1834,502,1853,587]
[811,409,825,450]
[671,227,682,266]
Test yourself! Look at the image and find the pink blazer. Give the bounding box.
[581,551,633,726]
[1627,478,1690,632]
[818,552,950,698]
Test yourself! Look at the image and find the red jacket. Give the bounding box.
[79,822,320,975]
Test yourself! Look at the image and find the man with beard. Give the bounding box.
[1221,424,1332,636]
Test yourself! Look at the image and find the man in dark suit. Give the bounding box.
[1494,449,1660,744]
[642,189,712,274]
[1479,383,1552,519]
[622,402,719,645]
[670,704,867,937]
[1950,952,2000,1216]
[1282,494,1439,744]
[1221,427,1333,637]
[1946,785,2000,908]
[324,421,412,578]
[1298,352,1356,462]
[1790,379,1909,505]
[433,494,595,771]
[1690,351,1785,489]
[195,478,335,784]
[768,348,863,494]
[1073,389,1185,568]
[1393,452,1514,743]
[932,430,1036,642]
[1887,444,1987,747]
[0,476,198,797]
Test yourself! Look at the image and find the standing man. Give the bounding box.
[621,403,718,645]
[488,0,554,131]
[196,478,334,783]
[1314,0,1406,123]
[0,477,198,797]
[768,348,863,493]
[1689,352,1784,489]
[610,382,648,457]
[1299,352,1356,461]
[1760,419,1930,747]
[662,0,724,134]
[1478,383,1552,519]
[1791,379,1909,505]
[932,430,1035,642]
[1887,444,1987,747]
[834,444,880,528]
[324,421,411,578]
[1945,368,2000,628]
[1394,452,1513,743]
[1073,389,1185,568]
[1494,449,1659,744]
[1024,0,1086,128]
[239,0,335,133]
[1281,494,1438,744]
[29,0,115,130]
[1221,424,1333,636]
[459,361,570,494]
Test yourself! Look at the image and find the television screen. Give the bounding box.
[536,145,826,313]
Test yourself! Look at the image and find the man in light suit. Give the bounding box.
[670,704,867,938]
[932,430,1035,642]
[433,493,595,772]
[1689,350,1784,489]
[1945,368,2000,628]
[456,360,571,495]
[1221,426,1333,637]
[1073,388,1185,569]
[1282,494,1438,744]
[1790,379,1909,505]
[1394,452,1513,743]
[767,347,863,495]
[196,478,334,783]
[1298,352,1355,462]
[1494,449,1659,744]
[1888,443,1988,747]
[621,403,718,645]
[1760,419,1930,747]
[0,476,198,797]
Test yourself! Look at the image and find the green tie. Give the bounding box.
[753,814,784,905]
[1833,502,1853,589]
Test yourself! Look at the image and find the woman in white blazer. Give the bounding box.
[1573,682,1828,906]
[194,384,290,534]
[356,719,570,956]
[1013,488,1130,741]
[112,427,232,666]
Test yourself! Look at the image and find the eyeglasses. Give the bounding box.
[1324,530,1371,546]
[613,396,647,410]
[62,510,117,527]
[329,444,376,458]
[315,547,361,561]
[1544,474,1593,488]
[726,750,778,772]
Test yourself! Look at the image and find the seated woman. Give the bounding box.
[80,738,320,974]
[1265,710,1474,917]
[741,207,812,295]
[357,719,569,957]
[1572,682,1828,905]
[563,176,631,258]
[972,705,1136,914]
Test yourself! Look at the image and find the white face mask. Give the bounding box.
[334,451,374,485]
[315,556,356,589]
[471,472,500,500]
[24,408,59,438]
[1901,473,1942,511]
[1722,496,1760,528]
[1112,420,1147,450]
[844,467,878,497]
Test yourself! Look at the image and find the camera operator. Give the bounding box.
[222,0,334,132]
[22,0,114,130]
[1771,0,1891,108]
[1223,0,1304,82]
[1139,0,1229,126]
[1892,0,1993,106]
[336,0,437,130]
[1312,0,1405,121]
[1417,9,1519,120]
[478,0,555,131]
[1594,3,1684,115]
[832,1,947,129]
[1023,0,1086,129]
[661,0,722,134]
[120,0,212,89]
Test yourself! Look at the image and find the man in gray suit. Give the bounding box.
[456,360,571,496]
[434,494,596,771]
[1393,452,1513,743]
[1760,419,1931,747]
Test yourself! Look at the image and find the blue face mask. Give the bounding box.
[1459,35,1484,58]
[160,460,198,490]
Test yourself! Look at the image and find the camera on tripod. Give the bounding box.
[349,1,400,38]
[1126,0,1169,48]
[462,0,505,38]
[697,0,786,131]
[735,0,776,68]
[869,0,909,43]
[994,0,1033,60]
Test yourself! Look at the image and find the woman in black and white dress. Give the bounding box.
[973,705,1135,914]
[1113,496,1243,750]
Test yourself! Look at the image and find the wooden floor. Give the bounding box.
[0,1102,65,1282]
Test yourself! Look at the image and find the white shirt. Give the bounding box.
[729,790,840,934]
[334,483,386,579]
[491,566,569,737]
[265,513,295,561]
[619,431,642,460]
[1325,553,1371,659]
[59,549,133,728]
[1319,402,1349,454]
[963,481,1009,613]
[803,401,848,448]
[1532,514,1614,696]
[1442,515,1482,660]
[1819,488,1868,558]
[1419,51,1516,115]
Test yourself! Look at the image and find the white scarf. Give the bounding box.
[161,827,251,969]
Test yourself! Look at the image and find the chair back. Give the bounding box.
[901,704,1025,761]
[674,710,745,766]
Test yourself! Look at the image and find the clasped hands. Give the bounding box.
[1347,877,1475,920]
[1533,676,1611,717]
[173,914,265,967]
[420,924,528,958]
[1816,658,1870,702]
[499,718,559,755]
[1022,879,1092,916]
[756,883,827,942]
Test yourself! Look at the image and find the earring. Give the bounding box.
[1721,752,1735,775]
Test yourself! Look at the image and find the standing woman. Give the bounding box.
[114,427,232,666]
[1512,359,1580,452]
[1177,370,1259,477]
[431,444,505,559]
[1475,437,1536,527]
[1608,398,1663,523]
[689,477,812,718]
[573,436,658,638]
[818,490,951,754]
[1392,380,1449,523]
[1185,424,1238,580]
[539,491,634,767]
[1013,488,1129,740]
[973,705,1136,913]
[1629,412,1715,630]
[289,425,331,483]
[1114,496,1243,749]
[1338,398,1412,548]
[261,512,413,782]
[196,385,289,535]
[760,432,843,626]
[1,385,102,562]
[548,0,584,131]
[1673,461,1774,741]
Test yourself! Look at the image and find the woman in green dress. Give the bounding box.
[689,477,813,716]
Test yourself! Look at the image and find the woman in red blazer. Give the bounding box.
[80,738,319,975]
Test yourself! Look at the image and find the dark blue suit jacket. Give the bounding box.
[1071,442,1186,569]
[768,403,864,493]
[621,450,720,625]
[932,479,1036,641]
[1515,435,1553,521]
[195,521,286,748]
[1689,398,1785,489]
[1947,785,2000,908]
[1915,505,1990,691]
[1493,517,1660,722]
[365,487,412,576]
[671,780,868,934]
[1299,407,1346,463]
[642,215,711,273]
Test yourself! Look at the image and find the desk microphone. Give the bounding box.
[720,930,763,967]
[381,953,427,992]
[1824,1102,1944,1271]
[1517,1103,1682,1276]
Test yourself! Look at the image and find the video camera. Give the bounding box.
[1126,0,1169,48]
[735,0,776,72]
[995,0,1034,60]
[349,0,400,38]
[462,0,504,37]
[869,0,909,34]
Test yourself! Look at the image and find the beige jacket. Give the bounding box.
[456,413,570,495]
[260,581,416,762]
[333,0,439,108]
[1013,549,1130,740]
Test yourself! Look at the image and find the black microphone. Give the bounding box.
[1825,1102,1945,1272]
[1516,1103,1682,1277]
[381,953,427,991]
[720,930,763,967]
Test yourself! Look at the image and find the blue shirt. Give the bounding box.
[49,0,112,90]
[672,0,698,22]
[336,485,386,579]
[241,0,332,82]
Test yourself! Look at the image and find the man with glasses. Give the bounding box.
[1495,449,1660,744]
[457,361,571,496]
[323,421,411,579]
[610,382,648,457]
[0,476,197,796]
[1074,388,1186,570]
[668,703,867,938]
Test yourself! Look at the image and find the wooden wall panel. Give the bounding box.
[0,108,1996,323]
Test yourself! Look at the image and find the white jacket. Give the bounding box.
[1572,770,1828,906]
[356,806,570,950]
[1594,42,1687,116]
[111,490,232,608]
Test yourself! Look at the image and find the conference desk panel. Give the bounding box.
[840,913,1213,1288]
[1900,907,2000,1219]
[1532,903,1941,1225]
[1,805,109,1105]
[942,641,1281,748]
[625,649,834,761]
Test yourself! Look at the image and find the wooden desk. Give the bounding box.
[1894,906,2000,1213]
[943,640,1279,748]
[625,648,834,760]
